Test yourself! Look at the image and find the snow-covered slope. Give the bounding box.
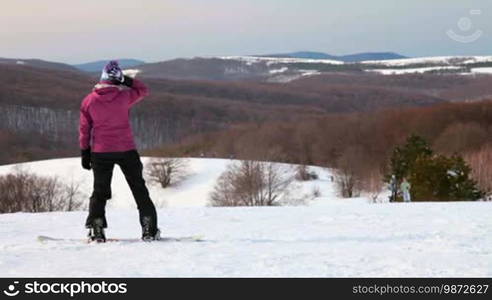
[0,158,490,277]
[360,55,492,76]
[471,67,492,74]
[217,55,345,65]
[361,56,492,66]
[0,158,327,208]
[368,66,462,75]
[0,201,490,277]
[217,55,492,77]
[126,55,492,81]
[218,55,492,68]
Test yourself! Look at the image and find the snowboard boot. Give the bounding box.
[141,216,160,241]
[88,218,106,243]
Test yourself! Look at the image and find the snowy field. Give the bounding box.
[367,66,461,75]
[0,158,327,208]
[471,67,492,74]
[216,55,492,67]
[216,55,344,65]
[361,56,492,66]
[0,158,491,277]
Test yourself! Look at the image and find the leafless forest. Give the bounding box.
[1,62,492,197]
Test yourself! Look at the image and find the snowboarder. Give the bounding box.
[389,174,397,202]
[400,178,411,203]
[79,60,160,242]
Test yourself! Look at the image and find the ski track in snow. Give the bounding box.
[0,158,491,277]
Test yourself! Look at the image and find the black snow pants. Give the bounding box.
[85,150,157,231]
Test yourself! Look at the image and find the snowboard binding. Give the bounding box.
[87,218,106,243]
[141,216,161,242]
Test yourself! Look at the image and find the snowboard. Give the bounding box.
[37,235,205,244]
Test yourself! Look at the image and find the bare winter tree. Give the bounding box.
[209,160,297,206]
[0,168,84,213]
[146,158,190,188]
[209,168,239,207]
[362,169,385,203]
[333,147,367,198]
[64,178,85,211]
[464,144,492,200]
[335,171,358,198]
[29,176,60,212]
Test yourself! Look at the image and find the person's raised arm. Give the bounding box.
[121,76,149,106]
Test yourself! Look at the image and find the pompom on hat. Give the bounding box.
[100,60,124,83]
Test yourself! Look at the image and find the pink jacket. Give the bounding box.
[79,79,149,153]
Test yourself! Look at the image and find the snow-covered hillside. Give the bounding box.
[215,55,492,77]
[124,55,492,81]
[217,55,344,65]
[360,56,492,76]
[471,67,492,74]
[217,55,492,67]
[0,158,490,277]
[0,158,327,208]
[361,56,492,66]
[368,66,461,75]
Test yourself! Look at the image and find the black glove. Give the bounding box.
[121,75,134,88]
[81,148,91,170]
[110,79,122,85]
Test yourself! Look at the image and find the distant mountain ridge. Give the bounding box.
[340,52,407,62]
[258,51,339,60]
[0,58,80,72]
[258,51,407,62]
[131,54,492,82]
[74,59,145,72]
[4,52,490,85]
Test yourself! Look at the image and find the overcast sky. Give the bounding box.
[1,0,491,63]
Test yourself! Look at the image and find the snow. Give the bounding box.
[267,69,321,83]
[0,158,322,209]
[0,158,491,277]
[269,67,288,74]
[361,56,492,66]
[462,56,492,64]
[267,74,305,83]
[216,56,345,65]
[471,67,492,74]
[367,66,461,75]
[299,69,321,77]
[16,61,25,65]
